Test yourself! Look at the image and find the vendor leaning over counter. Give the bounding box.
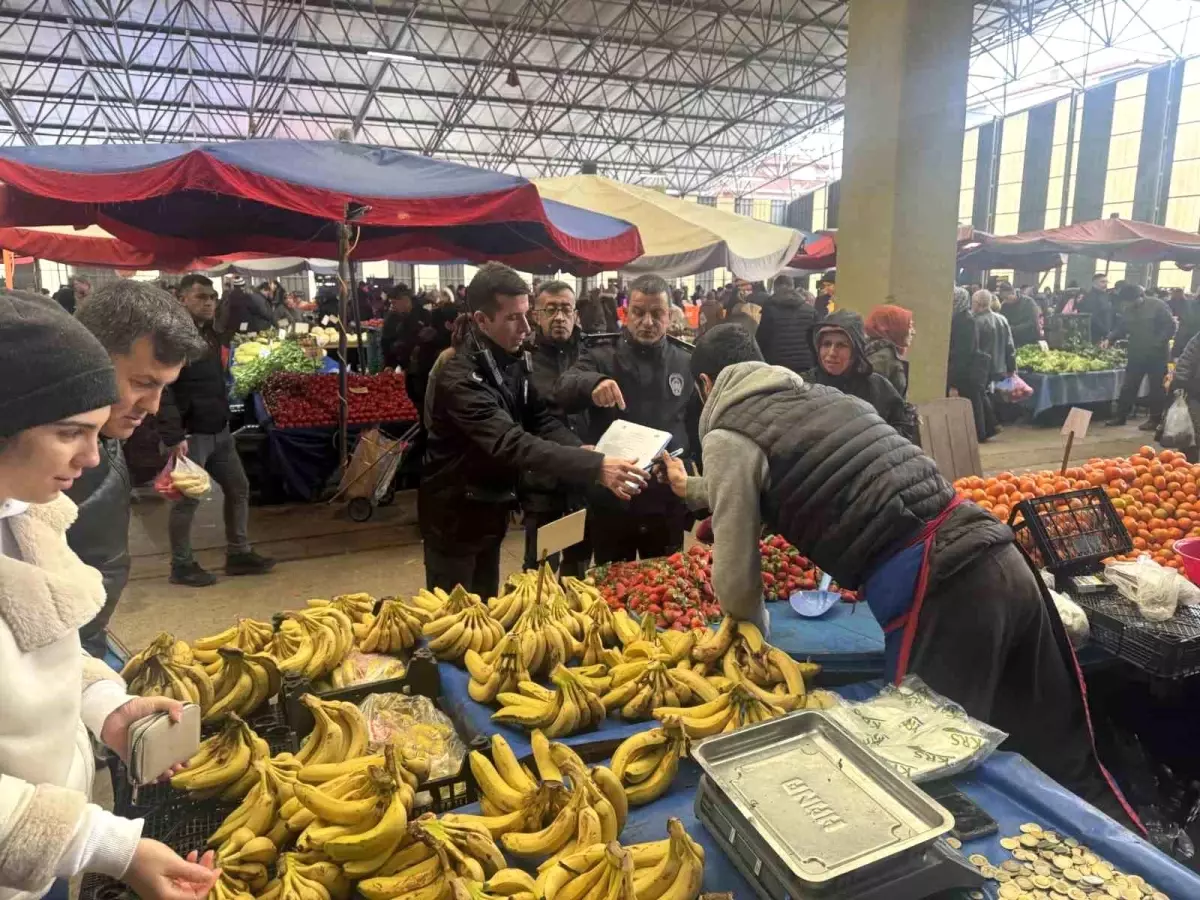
[659,323,1139,829]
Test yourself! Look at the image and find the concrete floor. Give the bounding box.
[108,419,1151,653]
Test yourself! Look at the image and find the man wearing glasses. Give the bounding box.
[520,281,592,574]
[556,273,694,563]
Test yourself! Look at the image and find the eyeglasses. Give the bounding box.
[538,304,575,318]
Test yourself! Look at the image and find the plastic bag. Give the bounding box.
[994,373,1033,402]
[154,455,211,500]
[358,693,465,780]
[1162,392,1196,449]
[323,651,406,690]
[1049,589,1091,647]
[826,676,1007,782]
[1104,555,1181,621]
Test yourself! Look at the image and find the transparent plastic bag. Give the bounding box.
[324,651,406,690]
[826,676,1007,782]
[358,693,465,780]
[1049,589,1091,647]
[155,455,211,500]
[1162,392,1196,449]
[1104,555,1181,622]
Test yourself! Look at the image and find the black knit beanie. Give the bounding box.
[0,289,119,438]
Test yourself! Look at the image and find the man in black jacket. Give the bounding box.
[659,324,1137,828]
[555,273,694,563]
[997,280,1043,347]
[158,274,275,586]
[1076,272,1113,344]
[70,279,207,657]
[420,262,647,598]
[380,285,428,372]
[521,280,591,575]
[222,275,275,334]
[755,275,817,375]
[1105,282,1176,430]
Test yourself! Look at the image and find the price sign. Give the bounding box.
[537,509,587,559]
[1060,407,1092,474]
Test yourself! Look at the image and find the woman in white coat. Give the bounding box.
[0,290,217,900]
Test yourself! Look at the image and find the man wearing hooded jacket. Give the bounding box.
[658,323,1138,828]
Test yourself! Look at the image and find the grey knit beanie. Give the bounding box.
[0,289,119,438]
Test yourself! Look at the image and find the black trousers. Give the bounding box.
[522,510,591,577]
[423,535,503,600]
[909,542,1134,827]
[589,510,685,565]
[1116,354,1168,422]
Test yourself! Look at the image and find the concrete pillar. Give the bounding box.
[837,0,974,403]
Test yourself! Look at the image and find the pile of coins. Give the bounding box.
[965,822,1169,900]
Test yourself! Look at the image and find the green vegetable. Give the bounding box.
[1015,345,1126,374]
[231,340,322,398]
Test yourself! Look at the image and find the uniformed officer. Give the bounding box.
[521,280,592,575]
[555,273,694,563]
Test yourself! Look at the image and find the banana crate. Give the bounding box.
[280,649,482,814]
[110,703,297,819]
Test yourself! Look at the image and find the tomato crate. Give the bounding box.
[1008,488,1132,576]
[280,650,480,813]
[1073,590,1200,679]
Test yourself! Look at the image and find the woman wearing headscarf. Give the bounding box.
[864,304,914,399]
[804,309,916,440]
[0,291,218,900]
[947,286,995,441]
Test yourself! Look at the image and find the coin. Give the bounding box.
[1034,863,1053,877]
[1000,884,1022,899]
[1002,837,1022,851]
[968,893,985,900]
[1053,856,1073,870]
[982,865,999,880]
[1120,888,1141,900]
[1042,850,1059,861]
[1063,868,1082,882]
[946,837,962,850]
[1043,832,1059,843]
[1021,823,1044,834]
[1015,849,1037,862]
[1068,890,1088,900]
[1105,887,1122,899]
[997,870,1013,882]
[1033,876,1054,890]
[1021,834,1042,848]
[968,854,990,868]
[1003,861,1024,873]
[1083,875,1106,887]
[1093,864,1113,881]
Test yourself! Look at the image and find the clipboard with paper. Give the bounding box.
[593,419,674,470]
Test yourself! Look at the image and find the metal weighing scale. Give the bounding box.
[691,711,986,900]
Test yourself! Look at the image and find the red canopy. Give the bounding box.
[0,225,256,271]
[789,225,988,270]
[961,218,1200,266]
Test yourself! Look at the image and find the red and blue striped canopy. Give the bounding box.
[0,140,643,274]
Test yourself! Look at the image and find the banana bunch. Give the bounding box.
[579,622,624,668]
[308,592,376,625]
[609,721,690,807]
[578,597,622,647]
[447,871,538,900]
[209,872,255,900]
[423,601,505,662]
[208,761,284,850]
[562,576,604,613]
[328,655,406,690]
[508,604,583,676]
[491,665,604,737]
[408,587,451,615]
[652,679,830,738]
[204,647,282,723]
[294,694,371,768]
[121,632,214,711]
[354,597,433,654]
[486,568,549,629]
[298,772,411,873]
[267,607,354,680]
[465,633,532,704]
[171,714,268,799]
[611,610,644,647]
[358,827,528,900]
[600,658,717,721]
[214,827,278,893]
[191,618,275,671]
[259,852,352,900]
[171,465,211,498]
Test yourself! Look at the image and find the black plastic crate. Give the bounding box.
[112,703,296,818]
[281,650,478,813]
[1009,488,1132,576]
[1074,589,1200,679]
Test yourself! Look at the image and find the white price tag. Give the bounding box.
[1038,340,1050,352]
[321,315,332,325]
[537,510,587,558]
[294,322,309,334]
[277,327,288,340]
[1061,407,1092,439]
[238,322,249,332]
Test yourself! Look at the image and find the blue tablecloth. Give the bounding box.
[1020,368,1143,418]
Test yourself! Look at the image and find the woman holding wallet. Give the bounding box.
[0,290,218,900]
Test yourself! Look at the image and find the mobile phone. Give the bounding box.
[925,783,998,842]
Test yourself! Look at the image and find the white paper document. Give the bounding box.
[594,419,674,470]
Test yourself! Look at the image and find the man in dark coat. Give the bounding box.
[755,274,817,375]
[157,274,276,586]
[70,279,207,657]
[814,270,835,318]
[803,309,916,440]
[555,273,695,563]
[1106,282,1176,430]
[520,280,592,575]
[420,263,647,598]
[53,275,90,315]
[658,323,1138,828]
[1076,273,1113,344]
[380,284,428,371]
[997,280,1043,347]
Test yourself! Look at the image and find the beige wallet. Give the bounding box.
[128,702,201,787]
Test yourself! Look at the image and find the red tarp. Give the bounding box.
[960,218,1200,267]
[0,226,259,271]
[788,225,989,270]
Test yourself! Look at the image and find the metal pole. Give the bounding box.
[337,220,351,470]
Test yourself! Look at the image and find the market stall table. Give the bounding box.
[1019,369,1143,418]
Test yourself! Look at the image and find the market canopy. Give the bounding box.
[533,174,803,281]
[960,217,1200,268]
[789,225,988,271]
[0,224,265,271]
[0,140,644,274]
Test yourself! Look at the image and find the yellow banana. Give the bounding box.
[500,793,580,857]
[609,728,668,780]
[324,790,408,861]
[469,751,528,812]
[530,729,562,784]
[589,766,628,832]
[292,781,383,826]
[490,734,537,794]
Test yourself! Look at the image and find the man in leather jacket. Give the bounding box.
[555,274,694,563]
[521,281,591,575]
[659,324,1137,828]
[420,262,648,599]
[70,280,207,658]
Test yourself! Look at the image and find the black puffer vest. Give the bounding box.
[710,373,1009,590]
